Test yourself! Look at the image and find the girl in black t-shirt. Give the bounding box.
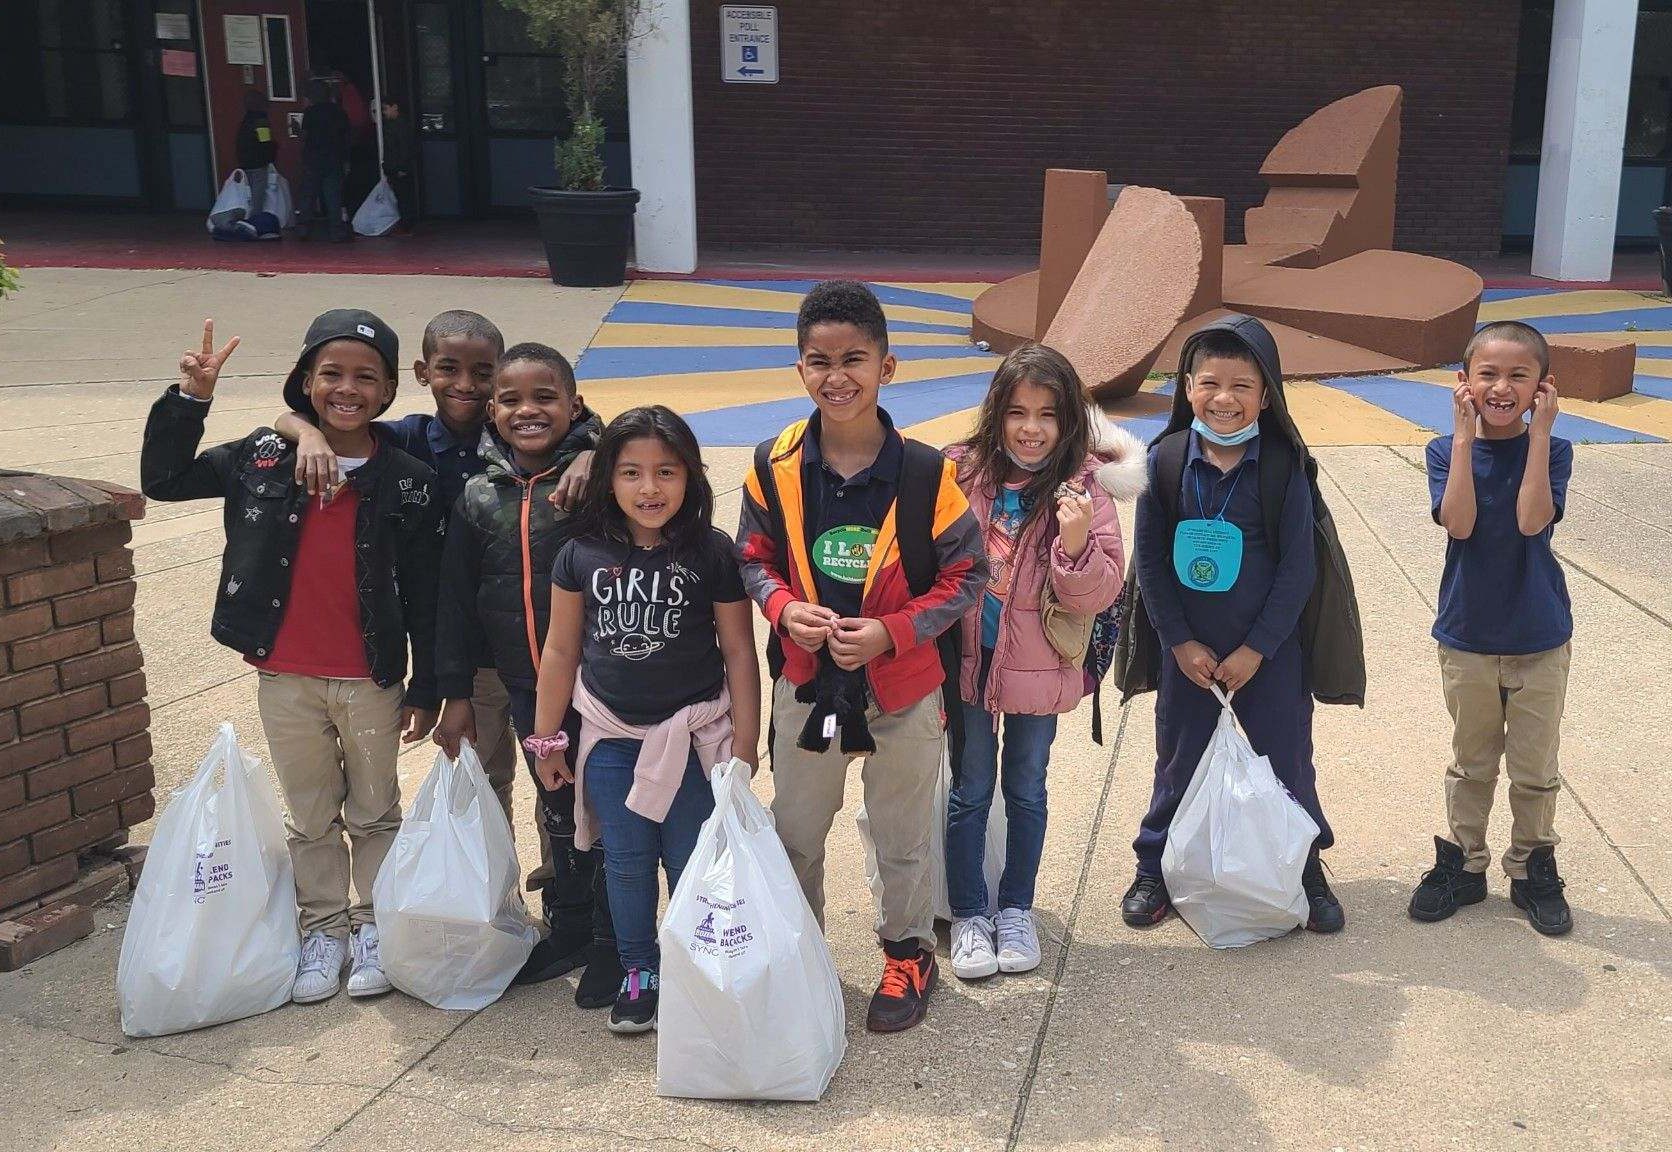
[530,406,760,1034]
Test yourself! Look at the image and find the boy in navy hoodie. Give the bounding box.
[1116,314,1366,934]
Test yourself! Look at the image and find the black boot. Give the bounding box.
[1120,873,1172,928]
[1408,836,1487,922]
[575,856,622,1009]
[1301,851,1345,934]
[1511,846,1573,936]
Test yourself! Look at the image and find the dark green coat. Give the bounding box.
[434,413,599,699]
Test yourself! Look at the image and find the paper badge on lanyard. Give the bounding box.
[1173,466,1244,593]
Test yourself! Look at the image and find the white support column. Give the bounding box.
[626,0,698,273]
[1532,0,1638,282]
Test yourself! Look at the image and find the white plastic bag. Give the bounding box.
[1161,686,1319,948]
[858,745,1006,922]
[658,759,845,1101]
[351,176,400,236]
[117,723,298,1037]
[206,169,252,231]
[373,740,536,1009]
[266,169,293,228]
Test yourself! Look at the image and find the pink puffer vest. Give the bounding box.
[950,413,1146,716]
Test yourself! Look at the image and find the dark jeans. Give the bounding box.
[383,165,416,229]
[947,650,1058,918]
[296,164,345,238]
[506,686,611,945]
[583,737,714,973]
[1134,636,1332,877]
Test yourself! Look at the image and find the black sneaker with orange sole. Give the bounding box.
[866,943,937,1033]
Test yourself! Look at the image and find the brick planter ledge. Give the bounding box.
[0,472,150,970]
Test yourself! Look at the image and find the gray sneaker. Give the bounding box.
[346,923,392,998]
[996,907,1041,974]
[949,915,999,980]
[292,931,346,1003]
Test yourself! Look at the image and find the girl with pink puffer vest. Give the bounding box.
[944,343,1146,980]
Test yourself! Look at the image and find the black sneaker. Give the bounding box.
[512,926,591,986]
[1408,836,1488,922]
[1120,874,1172,928]
[1510,846,1573,936]
[1301,852,1345,934]
[607,968,659,1033]
[576,941,624,1010]
[865,944,937,1033]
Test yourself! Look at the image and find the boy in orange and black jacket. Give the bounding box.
[735,281,985,1034]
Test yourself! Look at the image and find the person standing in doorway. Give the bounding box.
[297,79,351,242]
[235,89,277,219]
[380,98,417,235]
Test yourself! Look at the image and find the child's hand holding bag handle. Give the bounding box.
[1161,685,1319,949]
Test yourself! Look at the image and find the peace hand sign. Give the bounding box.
[179,318,241,400]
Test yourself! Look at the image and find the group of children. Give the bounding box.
[139,279,1580,1041]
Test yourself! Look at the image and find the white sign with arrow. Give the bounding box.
[720,5,777,84]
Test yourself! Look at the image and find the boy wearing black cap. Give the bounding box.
[141,311,443,1005]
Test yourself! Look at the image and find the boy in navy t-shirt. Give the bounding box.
[1412,320,1575,936]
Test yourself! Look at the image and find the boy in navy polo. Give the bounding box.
[1411,320,1575,936]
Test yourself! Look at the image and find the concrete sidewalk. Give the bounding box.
[0,270,1666,1151]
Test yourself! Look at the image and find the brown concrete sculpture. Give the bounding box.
[971,85,1485,392]
[1044,187,1202,399]
[1547,335,1637,402]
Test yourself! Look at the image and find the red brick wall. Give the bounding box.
[690,1,1520,258]
[0,477,150,965]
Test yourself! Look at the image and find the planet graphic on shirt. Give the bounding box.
[611,633,664,661]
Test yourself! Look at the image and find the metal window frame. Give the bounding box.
[263,13,297,102]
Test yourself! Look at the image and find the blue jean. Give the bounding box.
[946,659,1058,918]
[584,737,713,972]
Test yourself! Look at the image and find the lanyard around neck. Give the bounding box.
[1194,462,1243,522]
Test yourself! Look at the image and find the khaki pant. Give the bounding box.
[1438,643,1570,879]
[256,672,404,938]
[472,667,554,888]
[769,677,943,950]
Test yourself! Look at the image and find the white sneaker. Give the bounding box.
[950,915,999,980]
[346,923,392,998]
[293,931,346,1003]
[996,907,1041,974]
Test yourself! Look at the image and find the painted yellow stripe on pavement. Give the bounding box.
[590,323,975,349]
[1476,290,1659,322]
[579,355,992,420]
[1281,380,1433,445]
[903,406,982,446]
[622,279,971,326]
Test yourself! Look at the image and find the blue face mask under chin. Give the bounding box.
[1191,417,1261,447]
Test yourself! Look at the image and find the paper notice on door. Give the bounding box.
[160,49,197,78]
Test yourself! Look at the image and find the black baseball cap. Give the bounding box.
[283,309,401,417]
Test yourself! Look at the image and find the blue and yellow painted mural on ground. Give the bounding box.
[576,282,1672,447]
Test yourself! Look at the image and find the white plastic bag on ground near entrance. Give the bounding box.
[658,759,845,1101]
[857,744,1006,922]
[206,169,252,231]
[266,169,294,228]
[352,176,400,236]
[373,739,536,1010]
[1161,685,1318,949]
[117,723,298,1037]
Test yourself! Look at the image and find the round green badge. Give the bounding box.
[812,524,877,585]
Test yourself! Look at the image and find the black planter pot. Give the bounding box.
[528,186,641,288]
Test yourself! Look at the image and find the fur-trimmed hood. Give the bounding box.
[1087,408,1149,502]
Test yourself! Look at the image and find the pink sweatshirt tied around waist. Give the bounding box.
[569,677,733,851]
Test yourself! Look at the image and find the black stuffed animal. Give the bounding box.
[795,648,875,754]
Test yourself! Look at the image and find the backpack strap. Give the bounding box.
[1153,429,1189,528]
[753,437,789,685]
[897,439,965,770]
[1258,434,1294,560]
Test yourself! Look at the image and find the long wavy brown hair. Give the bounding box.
[953,342,1093,543]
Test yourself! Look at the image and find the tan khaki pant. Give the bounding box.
[256,672,404,937]
[769,677,943,950]
[1437,643,1570,879]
